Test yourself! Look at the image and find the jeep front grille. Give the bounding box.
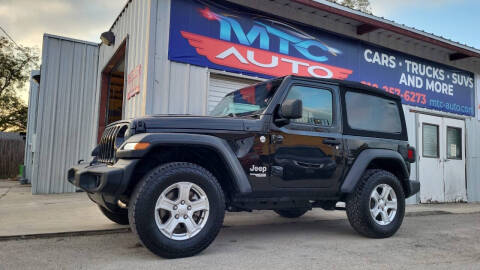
[98,124,127,164]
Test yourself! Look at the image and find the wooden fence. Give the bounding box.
[0,133,25,179]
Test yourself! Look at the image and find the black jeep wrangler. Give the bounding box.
[68,75,419,258]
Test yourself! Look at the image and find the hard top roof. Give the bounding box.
[285,75,402,100]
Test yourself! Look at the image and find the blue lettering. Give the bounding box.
[294,40,329,62]
[217,17,330,62]
[219,16,269,50]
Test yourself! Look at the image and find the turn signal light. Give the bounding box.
[123,142,150,150]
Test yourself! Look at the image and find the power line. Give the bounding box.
[0,25,37,67]
[0,25,21,49]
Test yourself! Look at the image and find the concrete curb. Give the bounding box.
[2,210,479,241]
[405,210,452,217]
[0,228,130,242]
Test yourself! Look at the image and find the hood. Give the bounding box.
[128,114,264,132]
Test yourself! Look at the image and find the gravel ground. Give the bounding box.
[1,213,479,270]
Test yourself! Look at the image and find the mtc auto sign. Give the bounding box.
[169,0,475,116]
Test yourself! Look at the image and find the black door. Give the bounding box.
[269,83,345,189]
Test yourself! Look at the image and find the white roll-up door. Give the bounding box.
[208,74,261,113]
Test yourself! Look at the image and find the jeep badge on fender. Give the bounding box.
[249,165,267,177]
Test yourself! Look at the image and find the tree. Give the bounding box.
[0,91,28,132]
[328,0,372,14]
[0,36,39,132]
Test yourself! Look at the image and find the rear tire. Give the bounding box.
[346,169,405,238]
[128,162,225,258]
[98,206,129,225]
[274,208,309,218]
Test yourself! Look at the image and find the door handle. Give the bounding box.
[323,138,341,145]
[271,134,284,144]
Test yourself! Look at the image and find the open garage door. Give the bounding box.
[207,74,262,113]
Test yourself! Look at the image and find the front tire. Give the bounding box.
[98,206,129,225]
[274,208,309,218]
[346,169,405,238]
[128,162,225,258]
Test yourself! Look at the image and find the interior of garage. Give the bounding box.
[106,59,125,124]
[98,41,126,141]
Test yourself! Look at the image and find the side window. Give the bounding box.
[422,124,439,158]
[446,126,462,159]
[285,85,333,126]
[345,91,402,133]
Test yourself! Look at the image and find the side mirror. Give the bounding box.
[279,99,302,119]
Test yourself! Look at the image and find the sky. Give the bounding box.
[0,0,478,101]
[369,0,480,50]
[0,0,125,49]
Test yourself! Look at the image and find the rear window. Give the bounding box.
[345,91,402,134]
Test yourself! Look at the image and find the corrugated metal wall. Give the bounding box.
[147,0,209,116]
[97,0,154,120]
[31,35,99,194]
[24,70,40,183]
[466,73,480,202]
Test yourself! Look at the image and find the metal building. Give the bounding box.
[26,0,480,203]
[28,36,99,193]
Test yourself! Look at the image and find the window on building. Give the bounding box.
[422,124,439,158]
[285,85,333,126]
[345,91,402,133]
[446,127,462,159]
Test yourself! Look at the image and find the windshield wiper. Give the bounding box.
[235,110,264,118]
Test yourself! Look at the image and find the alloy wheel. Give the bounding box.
[369,183,397,225]
[154,182,209,240]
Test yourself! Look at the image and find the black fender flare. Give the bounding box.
[116,133,252,194]
[340,149,411,196]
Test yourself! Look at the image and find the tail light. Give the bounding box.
[407,146,416,163]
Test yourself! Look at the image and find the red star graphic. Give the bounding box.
[199,7,219,21]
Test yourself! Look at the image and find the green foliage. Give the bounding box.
[328,0,372,14]
[0,36,39,132]
[0,91,29,132]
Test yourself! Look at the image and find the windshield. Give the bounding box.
[209,78,282,117]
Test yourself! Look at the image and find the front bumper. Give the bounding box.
[67,159,138,210]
